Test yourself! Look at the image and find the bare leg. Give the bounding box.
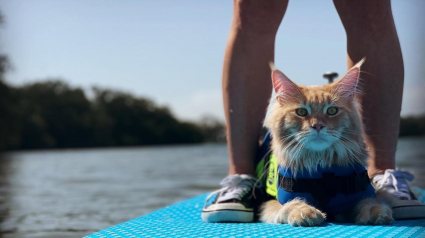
[334,0,403,176]
[224,0,288,175]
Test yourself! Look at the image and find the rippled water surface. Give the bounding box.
[0,137,424,238]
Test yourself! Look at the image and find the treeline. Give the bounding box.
[1,82,424,152]
[1,77,423,151]
[0,78,226,151]
[399,116,425,137]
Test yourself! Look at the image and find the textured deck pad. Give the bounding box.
[86,194,425,238]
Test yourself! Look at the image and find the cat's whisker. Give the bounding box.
[342,129,361,133]
[280,134,296,144]
[339,141,363,159]
[281,131,307,148]
[342,130,361,135]
[289,138,308,175]
[250,157,275,199]
[282,138,298,151]
[294,139,306,161]
[337,141,362,171]
[335,141,355,166]
[335,139,366,166]
[338,135,366,155]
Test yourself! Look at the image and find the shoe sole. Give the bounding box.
[201,209,254,223]
[392,205,425,220]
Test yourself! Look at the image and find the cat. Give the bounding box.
[259,59,393,226]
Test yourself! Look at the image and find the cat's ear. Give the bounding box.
[332,58,365,102]
[270,62,303,103]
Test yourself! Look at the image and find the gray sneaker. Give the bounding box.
[372,169,425,220]
[201,174,259,223]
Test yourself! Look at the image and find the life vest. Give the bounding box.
[255,131,375,217]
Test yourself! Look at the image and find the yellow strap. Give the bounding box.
[266,154,278,198]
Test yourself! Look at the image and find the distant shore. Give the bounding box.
[0,79,423,151]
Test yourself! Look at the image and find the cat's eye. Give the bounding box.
[295,108,308,117]
[326,107,338,115]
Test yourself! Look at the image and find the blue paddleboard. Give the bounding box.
[86,192,425,238]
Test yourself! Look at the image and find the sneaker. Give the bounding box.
[201,174,259,223]
[372,169,425,220]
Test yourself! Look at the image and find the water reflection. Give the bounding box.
[0,155,11,238]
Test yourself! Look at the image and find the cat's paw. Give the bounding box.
[287,204,326,227]
[355,203,393,225]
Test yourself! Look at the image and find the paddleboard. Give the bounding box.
[86,191,425,238]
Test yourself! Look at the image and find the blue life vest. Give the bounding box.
[255,131,375,216]
[277,164,375,216]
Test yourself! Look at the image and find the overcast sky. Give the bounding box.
[1,0,424,121]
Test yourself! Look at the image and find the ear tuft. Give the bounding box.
[270,63,303,103]
[354,57,366,68]
[332,58,365,101]
[269,61,277,71]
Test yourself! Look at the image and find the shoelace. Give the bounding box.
[206,174,261,203]
[373,169,415,200]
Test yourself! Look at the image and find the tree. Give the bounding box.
[17,80,93,149]
[92,88,204,146]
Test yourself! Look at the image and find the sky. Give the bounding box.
[1,0,424,121]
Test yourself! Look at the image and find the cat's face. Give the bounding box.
[281,88,347,152]
[267,60,367,170]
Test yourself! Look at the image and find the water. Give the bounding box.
[0,137,424,238]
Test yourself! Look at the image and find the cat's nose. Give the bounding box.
[311,124,325,133]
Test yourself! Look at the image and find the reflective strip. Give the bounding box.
[266,154,278,198]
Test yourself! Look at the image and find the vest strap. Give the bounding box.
[278,170,370,209]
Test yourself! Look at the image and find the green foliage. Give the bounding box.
[196,115,226,142]
[0,76,221,150]
[399,116,425,137]
[0,80,22,150]
[17,81,93,149]
[1,73,424,151]
[91,88,204,146]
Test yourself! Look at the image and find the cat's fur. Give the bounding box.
[259,59,393,226]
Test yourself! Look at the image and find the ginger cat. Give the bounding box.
[260,59,393,226]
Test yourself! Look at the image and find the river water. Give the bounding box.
[0,137,424,238]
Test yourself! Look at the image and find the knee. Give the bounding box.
[233,0,288,35]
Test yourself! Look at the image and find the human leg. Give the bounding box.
[202,0,288,223]
[224,0,288,175]
[333,0,402,176]
[334,0,425,219]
